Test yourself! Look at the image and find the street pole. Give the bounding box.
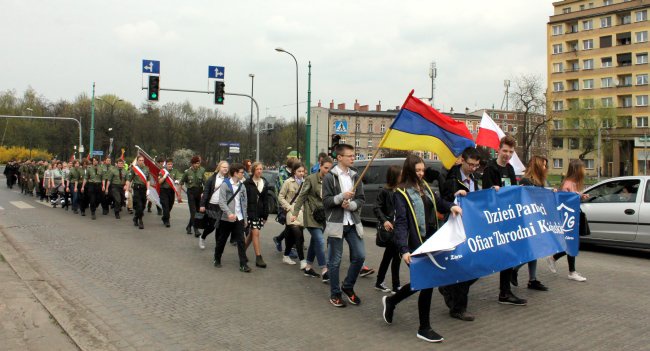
[90,82,96,157]
[275,48,299,159]
[26,108,33,158]
[597,126,601,181]
[644,132,647,175]
[249,74,255,160]
[0,115,82,158]
[306,61,312,170]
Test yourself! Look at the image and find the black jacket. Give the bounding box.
[393,186,453,255]
[373,188,395,224]
[481,159,517,189]
[441,164,480,202]
[201,173,227,208]
[244,177,269,220]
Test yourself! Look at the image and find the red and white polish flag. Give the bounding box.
[475,112,526,174]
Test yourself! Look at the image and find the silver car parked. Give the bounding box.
[581,176,650,249]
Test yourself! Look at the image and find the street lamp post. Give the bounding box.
[275,47,299,159]
[96,97,122,158]
[249,74,255,160]
[26,108,34,158]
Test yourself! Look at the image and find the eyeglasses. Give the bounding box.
[465,162,480,168]
[339,154,355,158]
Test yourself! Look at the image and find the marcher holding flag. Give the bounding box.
[125,155,150,229]
[159,158,183,228]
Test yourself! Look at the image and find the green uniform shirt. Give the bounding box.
[160,168,183,189]
[85,165,103,183]
[68,167,81,182]
[104,165,126,186]
[127,165,150,186]
[37,166,45,178]
[181,167,206,189]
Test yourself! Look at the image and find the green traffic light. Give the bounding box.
[217,97,224,103]
[151,93,157,98]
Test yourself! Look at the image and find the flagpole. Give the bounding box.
[352,90,415,191]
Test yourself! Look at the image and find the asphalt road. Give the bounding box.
[1,179,649,350]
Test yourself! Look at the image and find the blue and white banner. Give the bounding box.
[410,186,580,291]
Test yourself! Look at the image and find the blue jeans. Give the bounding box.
[306,227,327,267]
[514,259,538,281]
[71,189,79,211]
[327,225,365,296]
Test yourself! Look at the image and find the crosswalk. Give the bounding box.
[8,201,35,209]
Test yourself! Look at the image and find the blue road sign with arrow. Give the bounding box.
[208,66,225,79]
[142,60,160,74]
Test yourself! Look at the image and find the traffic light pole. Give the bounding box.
[90,82,96,157]
[306,61,312,170]
[0,115,83,159]
[141,87,261,161]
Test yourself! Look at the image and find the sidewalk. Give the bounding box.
[0,253,78,351]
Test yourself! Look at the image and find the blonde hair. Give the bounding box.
[251,162,264,174]
[215,161,229,173]
[523,155,548,186]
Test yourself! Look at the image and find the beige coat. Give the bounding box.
[279,177,304,226]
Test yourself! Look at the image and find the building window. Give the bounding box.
[601,57,613,67]
[552,25,563,35]
[569,80,580,91]
[355,139,360,147]
[601,77,613,88]
[553,120,563,130]
[584,159,595,170]
[601,16,612,28]
[583,99,595,109]
[380,124,386,133]
[583,19,593,30]
[368,139,373,147]
[637,95,649,106]
[568,22,579,33]
[636,31,649,43]
[600,35,612,48]
[583,39,593,50]
[637,53,649,64]
[552,44,563,54]
[355,123,360,132]
[637,74,649,86]
[621,95,633,107]
[563,7,571,14]
[356,153,363,160]
[495,114,500,119]
[569,138,580,150]
[618,53,633,66]
[553,62,564,73]
[368,123,373,133]
[637,10,648,22]
[553,158,564,169]
[553,101,564,111]
[583,79,594,90]
[637,116,649,127]
[603,0,612,6]
[584,138,595,151]
[619,116,632,128]
[620,14,632,25]
[552,138,564,149]
[583,59,594,70]
[601,97,614,107]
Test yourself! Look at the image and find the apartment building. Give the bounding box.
[547,0,649,176]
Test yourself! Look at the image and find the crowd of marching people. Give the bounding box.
[2,134,590,343]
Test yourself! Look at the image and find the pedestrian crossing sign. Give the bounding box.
[334,120,348,135]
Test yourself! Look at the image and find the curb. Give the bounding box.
[0,226,120,351]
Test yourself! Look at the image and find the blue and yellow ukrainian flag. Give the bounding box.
[379,91,475,169]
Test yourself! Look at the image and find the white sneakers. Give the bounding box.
[546,256,558,273]
[299,260,307,270]
[568,271,587,282]
[282,256,296,265]
[199,237,205,250]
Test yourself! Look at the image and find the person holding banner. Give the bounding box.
[158,158,182,228]
[511,155,551,291]
[481,136,526,306]
[125,155,151,229]
[439,147,481,321]
[546,159,588,282]
[180,156,206,237]
[382,154,462,343]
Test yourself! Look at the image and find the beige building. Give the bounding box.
[547,0,649,176]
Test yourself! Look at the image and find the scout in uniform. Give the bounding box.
[158,158,183,227]
[104,159,127,219]
[180,156,206,236]
[82,157,103,220]
[125,155,150,229]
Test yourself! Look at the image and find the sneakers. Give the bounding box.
[199,237,206,250]
[527,279,549,291]
[303,268,320,278]
[374,282,392,293]
[240,264,252,273]
[299,260,307,270]
[546,256,558,273]
[342,288,361,305]
[359,266,375,277]
[382,296,395,324]
[330,294,346,308]
[282,256,296,265]
[321,271,330,284]
[272,236,282,252]
[417,329,444,343]
[498,292,527,306]
[568,271,587,282]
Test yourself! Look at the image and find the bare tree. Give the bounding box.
[510,74,549,163]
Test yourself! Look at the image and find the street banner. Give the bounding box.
[410,186,580,290]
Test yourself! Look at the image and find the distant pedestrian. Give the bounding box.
[180,156,206,237]
[199,161,229,249]
[279,162,306,268]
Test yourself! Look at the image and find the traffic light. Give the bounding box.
[215,81,225,105]
[148,75,160,101]
[330,134,341,158]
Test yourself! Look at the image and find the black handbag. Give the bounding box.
[375,225,394,247]
[194,212,207,229]
[313,206,326,224]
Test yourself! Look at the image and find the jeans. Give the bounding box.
[214,220,248,265]
[306,227,327,267]
[71,188,79,211]
[327,225,365,296]
[513,259,538,281]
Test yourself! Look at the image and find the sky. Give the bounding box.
[0,0,553,123]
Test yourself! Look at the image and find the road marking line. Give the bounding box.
[34,200,51,207]
[9,201,34,209]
